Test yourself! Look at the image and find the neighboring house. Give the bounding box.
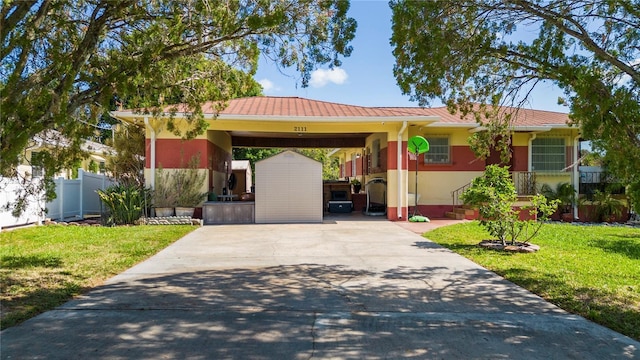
[1,131,114,229]
[110,96,583,222]
[15,130,112,180]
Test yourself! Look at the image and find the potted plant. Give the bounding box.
[351,178,362,193]
[540,182,576,222]
[153,166,177,217]
[592,190,624,223]
[174,154,208,217]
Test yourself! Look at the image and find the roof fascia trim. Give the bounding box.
[109,111,440,123]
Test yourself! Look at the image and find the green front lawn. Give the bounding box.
[0,224,197,329]
[424,222,640,341]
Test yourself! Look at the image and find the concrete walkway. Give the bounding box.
[2,218,638,359]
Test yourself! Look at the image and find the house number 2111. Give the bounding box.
[294,126,307,132]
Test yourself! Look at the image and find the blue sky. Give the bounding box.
[254,1,569,113]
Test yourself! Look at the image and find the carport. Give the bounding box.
[110,96,438,222]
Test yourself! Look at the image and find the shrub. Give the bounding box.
[174,155,208,207]
[153,166,178,208]
[97,184,151,225]
[540,182,576,214]
[513,194,559,243]
[462,165,558,246]
[592,189,624,222]
[153,155,207,209]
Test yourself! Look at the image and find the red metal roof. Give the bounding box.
[216,96,406,117]
[124,96,570,126]
[377,106,571,126]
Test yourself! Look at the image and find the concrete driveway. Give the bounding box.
[2,218,638,359]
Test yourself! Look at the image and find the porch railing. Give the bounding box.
[513,171,537,196]
[451,182,472,210]
[451,171,538,211]
[579,171,625,198]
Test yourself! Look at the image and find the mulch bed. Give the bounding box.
[478,239,540,253]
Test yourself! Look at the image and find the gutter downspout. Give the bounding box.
[573,135,580,220]
[144,117,155,190]
[528,133,537,172]
[397,121,408,220]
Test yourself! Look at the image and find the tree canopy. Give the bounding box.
[390,0,640,209]
[233,148,339,180]
[1,0,356,216]
[1,0,356,176]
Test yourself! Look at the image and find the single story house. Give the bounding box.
[110,96,583,222]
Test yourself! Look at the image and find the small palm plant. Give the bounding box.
[98,184,151,225]
[592,190,624,222]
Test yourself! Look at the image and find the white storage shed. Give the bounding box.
[255,150,323,223]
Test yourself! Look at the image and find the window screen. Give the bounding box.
[532,138,565,171]
[423,137,450,164]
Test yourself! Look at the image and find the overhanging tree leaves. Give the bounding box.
[233,148,339,180]
[390,0,640,211]
[1,0,356,215]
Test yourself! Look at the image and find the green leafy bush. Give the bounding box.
[97,184,150,225]
[462,165,558,245]
[592,190,624,222]
[540,182,576,214]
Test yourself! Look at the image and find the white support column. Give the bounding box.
[144,117,155,189]
[397,121,408,219]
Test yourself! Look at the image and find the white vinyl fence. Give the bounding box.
[0,178,45,229]
[0,169,116,229]
[46,169,115,221]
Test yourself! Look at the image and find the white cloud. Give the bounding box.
[258,78,279,93]
[309,68,348,88]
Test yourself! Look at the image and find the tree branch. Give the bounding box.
[1,0,51,73]
[510,0,640,84]
[0,0,37,45]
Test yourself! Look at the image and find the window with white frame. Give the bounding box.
[531,137,566,171]
[423,136,450,164]
[31,152,44,177]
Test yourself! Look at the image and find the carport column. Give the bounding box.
[386,125,409,221]
[144,116,155,190]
